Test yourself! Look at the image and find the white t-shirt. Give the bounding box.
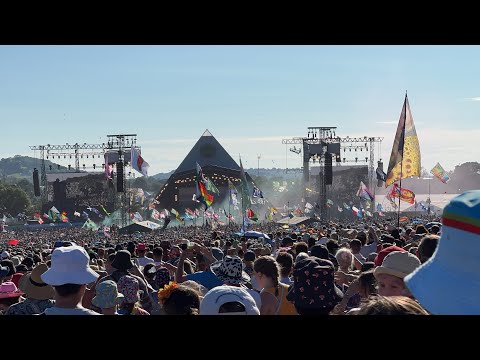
[137,256,155,268]
[44,306,101,315]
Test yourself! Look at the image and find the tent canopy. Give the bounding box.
[119,222,157,234]
[276,216,318,226]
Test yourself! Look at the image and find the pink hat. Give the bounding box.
[136,243,147,251]
[0,281,24,299]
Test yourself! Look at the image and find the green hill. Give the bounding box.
[0,155,62,182]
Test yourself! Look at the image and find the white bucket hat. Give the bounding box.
[200,285,259,315]
[41,245,99,286]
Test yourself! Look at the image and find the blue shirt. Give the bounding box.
[185,271,223,290]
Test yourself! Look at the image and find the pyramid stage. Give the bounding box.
[154,130,259,212]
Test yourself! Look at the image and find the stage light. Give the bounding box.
[355,157,358,163]
[49,165,52,171]
[365,157,368,162]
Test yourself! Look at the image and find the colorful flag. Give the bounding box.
[386,94,421,187]
[431,162,450,184]
[253,185,264,198]
[356,181,374,201]
[74,211,81,217]
[337,205,343,212]
[376,203,384,212]
[195,162,214,209]
[399,216,409,222]
[343,202,351,210]
[239,157,252,213]
[101,205,110,216]
[390,183,416,204]
[82,219,98,231]
[103,226,111,238]
[34,213,44,224]
[151,209,160,220]
[205,177,220,195]
[247,208,258,221]
[130,147,149,176]
[8,239,19,246]
[327,199,334,207]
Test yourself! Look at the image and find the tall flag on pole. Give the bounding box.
[205,177,220,195]
[195,162,214,209]
[239,156,252,213]
[385,93,421,187]
[430,162,450,184]
[131,147,150,177]
[356,181,374,201]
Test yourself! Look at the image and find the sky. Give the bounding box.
[1,45,479,176]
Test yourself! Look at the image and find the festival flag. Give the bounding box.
[103,226,111,238]
[356,181,374,201]
[366,211,373,217]
[151,209,161,220]
[288,210,295,219]
[34,213,44,224]
[101,205,110,216]
[43,213,50,219]
[343,202,351,210]
[399,216,409,222]
[385,93,421,187]
[74,211,81,217]
[149,202,156,210]
[82,218,98,231]
[253,185,264,198]
[327,199,334,207]
[186,208,195,216]
[386,191,398,209]
[205,177,220,195]
[376,203,384,212]
[195,162,214,209]
[378,212,385,217]
[337,205,343,212]
[60,214,69,223]
[352,206,359,216]
[82,211,89,219]
[431,162,450,184]
[131,147,150,176]
[8,239,19,246]
[132,212,143,223]
[239,157,252,213]
[247,208,258,222]
[271,207,278,215]
[390,183,416,204]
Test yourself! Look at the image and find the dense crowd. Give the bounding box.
[0,190,477,315]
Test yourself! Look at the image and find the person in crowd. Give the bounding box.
[200,285,260,315]
[350,296,429,315]
[40,245,100,315]
[405,191,480,315]
[6,263,55,315]
[91,280,124,315]
[287,256,343,315]
[158,281,200,315]
[253,256,296,315]
[373,251,421,297]
[117,275,150,315]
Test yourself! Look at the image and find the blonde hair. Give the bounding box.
[335,248,354,271]
[351,296,430,315]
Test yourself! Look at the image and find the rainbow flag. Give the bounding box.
[195,162,214,209]
[431,162,450,184]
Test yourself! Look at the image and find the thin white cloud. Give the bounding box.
[467,97,480,101]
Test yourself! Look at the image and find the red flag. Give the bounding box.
[8,239,19,246]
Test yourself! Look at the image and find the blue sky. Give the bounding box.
[1,45,479,175]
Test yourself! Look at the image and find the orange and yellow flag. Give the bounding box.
[385,94,421,187]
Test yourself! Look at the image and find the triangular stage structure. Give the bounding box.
[154,130,267,220]
[175,129,241,173]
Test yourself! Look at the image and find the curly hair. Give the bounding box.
[162,285,200,315]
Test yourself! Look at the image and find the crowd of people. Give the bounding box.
[1,190,478,315]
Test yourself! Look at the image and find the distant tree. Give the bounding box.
[0,182,31,215]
